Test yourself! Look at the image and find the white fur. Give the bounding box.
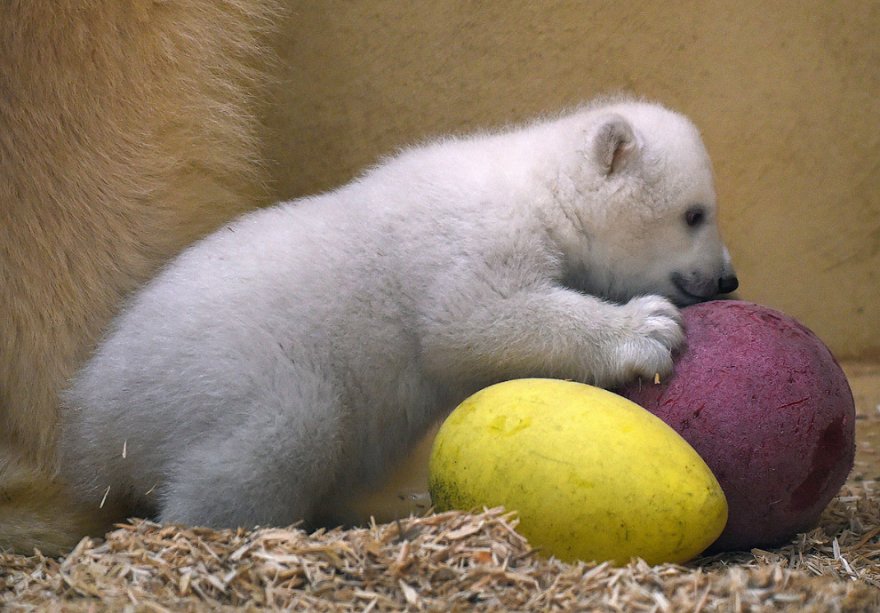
[61,98,737,529]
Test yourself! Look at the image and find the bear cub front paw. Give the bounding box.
[609,295,685,385]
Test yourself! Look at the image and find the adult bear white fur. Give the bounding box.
[62,99,738,529]
[0,1,281,553]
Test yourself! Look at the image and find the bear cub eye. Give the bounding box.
[685,205,706,228]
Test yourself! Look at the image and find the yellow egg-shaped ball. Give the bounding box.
[429,378,727,565]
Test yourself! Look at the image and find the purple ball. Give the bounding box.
[619,300,855,552]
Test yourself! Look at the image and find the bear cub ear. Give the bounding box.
[591,114,639,176]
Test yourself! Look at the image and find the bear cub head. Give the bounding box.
[546,99,738,306]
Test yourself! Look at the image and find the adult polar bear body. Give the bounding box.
[62,99,738,529]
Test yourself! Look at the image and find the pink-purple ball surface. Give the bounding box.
[619,300,855,552]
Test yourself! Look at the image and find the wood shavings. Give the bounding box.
[3,485,877,611]
[3,362,879,610]
[98,486,111,510]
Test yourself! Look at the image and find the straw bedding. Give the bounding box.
[3,363,879,611]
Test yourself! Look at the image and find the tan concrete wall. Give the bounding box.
[263,0,879,359]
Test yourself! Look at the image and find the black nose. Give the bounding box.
[718,275,739,294]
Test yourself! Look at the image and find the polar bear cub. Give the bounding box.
[61,98,737,529]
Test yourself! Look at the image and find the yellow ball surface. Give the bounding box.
[429,379,727,565]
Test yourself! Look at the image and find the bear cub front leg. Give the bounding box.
[422,285,684,390]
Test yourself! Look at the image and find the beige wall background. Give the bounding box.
[262,0,879,359]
